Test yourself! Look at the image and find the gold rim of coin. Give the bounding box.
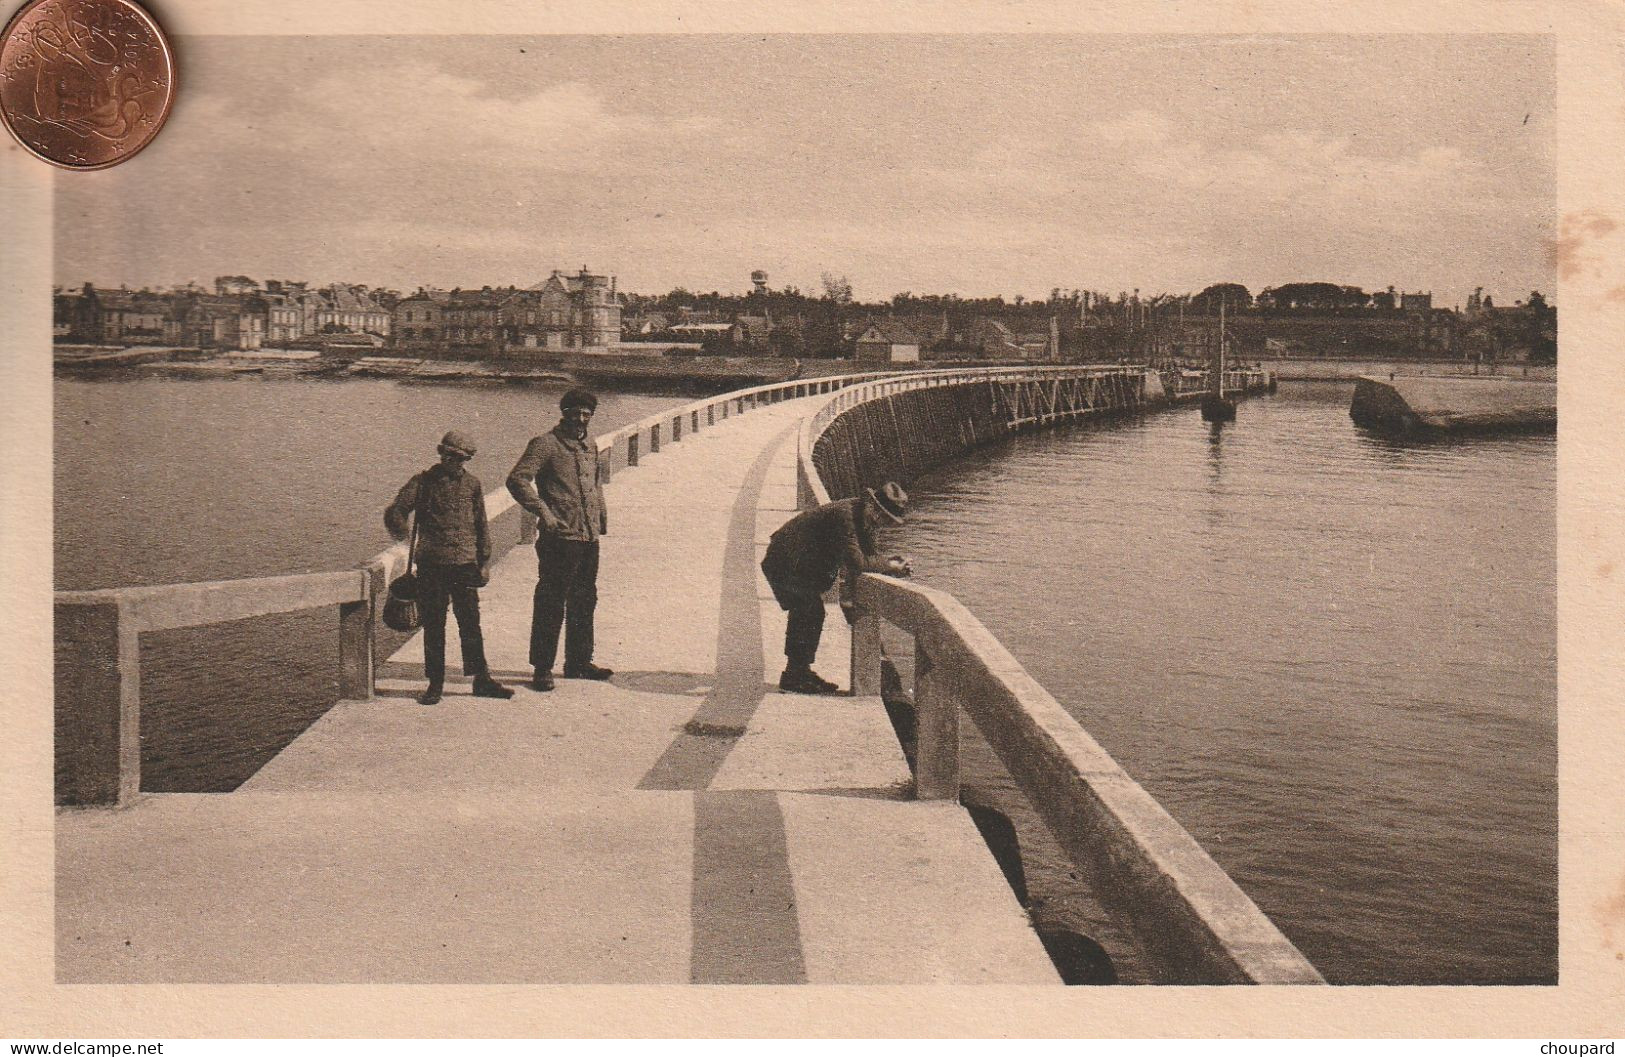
[0,0,176,171]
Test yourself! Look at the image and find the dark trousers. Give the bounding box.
[762,564,826,670]
[418,562,490,688]
[530,536,600,673]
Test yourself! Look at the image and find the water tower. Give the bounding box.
[751,270,769,296]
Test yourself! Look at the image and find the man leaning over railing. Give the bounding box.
[760,481,913,694]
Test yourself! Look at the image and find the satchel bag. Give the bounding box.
[382,487,424,633]
[382,573,420,632]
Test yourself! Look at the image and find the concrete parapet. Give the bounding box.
[797,365,1325,984]
[848,576,1323,983]
[54,600,139,806]
[54,570,365,806]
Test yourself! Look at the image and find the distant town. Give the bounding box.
[54,266,1558,366]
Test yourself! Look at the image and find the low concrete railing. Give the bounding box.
[54,571,369,806]
[794,368,1324,984]
[52,368,906,807]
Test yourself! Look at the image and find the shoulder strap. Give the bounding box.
[407,471,427,575]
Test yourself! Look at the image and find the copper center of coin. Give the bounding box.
[0,0,174,170]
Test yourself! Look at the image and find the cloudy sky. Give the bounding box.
[54,34,1555,307]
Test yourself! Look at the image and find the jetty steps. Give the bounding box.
[54,366,1318,985]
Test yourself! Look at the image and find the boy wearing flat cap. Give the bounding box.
[508,387,612,691]
[760,481,912,694]
[385,430,513,706]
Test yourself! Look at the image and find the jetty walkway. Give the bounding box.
[55,366,1320,985]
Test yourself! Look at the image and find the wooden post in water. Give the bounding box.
[1201,299,1238,423]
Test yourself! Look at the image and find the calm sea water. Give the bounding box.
[885,381,1556,985]
[56,376,683,589]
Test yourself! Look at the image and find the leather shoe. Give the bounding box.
[778,668,838,695]
[563,662,613,681]
[530,671,555,692]
[472,677,513,699]
[418,685,443,706]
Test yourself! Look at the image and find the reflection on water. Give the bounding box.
[885,382,1556,984]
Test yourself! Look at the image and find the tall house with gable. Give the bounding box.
[520,266,622,351]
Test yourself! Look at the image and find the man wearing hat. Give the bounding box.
[385,430,514,706]
[759,482,912,694]
[508,387,612,691]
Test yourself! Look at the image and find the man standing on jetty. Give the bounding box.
[385,430,514,706]
[760,482,912,694]
[508,388,612,692]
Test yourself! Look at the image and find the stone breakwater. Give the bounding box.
[1350,376,1557,436]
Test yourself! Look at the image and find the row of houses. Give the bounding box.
[56,280,394,351]
[60,268,1074,363]
[394,268,620,353]
[57,267,622,354]
[847,316,1060,362]
[620,307,1063,362]
[621,310,774,349]
[835,312,1057,362]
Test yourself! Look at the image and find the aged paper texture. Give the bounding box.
[3,0,1623,1038]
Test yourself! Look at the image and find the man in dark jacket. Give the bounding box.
[760,482,912,694]
[385,430,513,706]
[508,388,611,691]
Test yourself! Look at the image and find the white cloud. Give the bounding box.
[296,69,645,165]
[181,65,673,177]
[1143,127,1494,216]
[911,108,1493,217]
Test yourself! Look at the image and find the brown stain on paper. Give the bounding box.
[1596,875,1625,958]
[1546,210,1619,280]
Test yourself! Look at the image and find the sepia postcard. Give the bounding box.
[2,0,1623,1040]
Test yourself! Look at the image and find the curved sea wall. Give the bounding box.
[796,367,1323,985]
[809,368,1151,502]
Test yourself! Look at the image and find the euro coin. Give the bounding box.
[0,0,175,170]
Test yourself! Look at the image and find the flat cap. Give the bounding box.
[560,387,598,411]
[438,430,477,458]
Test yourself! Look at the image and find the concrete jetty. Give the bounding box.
[56,393,1058,984]
[1350,375,1557,435]
[54,366,1319,985]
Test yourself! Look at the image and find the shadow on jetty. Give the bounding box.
[878,657,1123,985]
